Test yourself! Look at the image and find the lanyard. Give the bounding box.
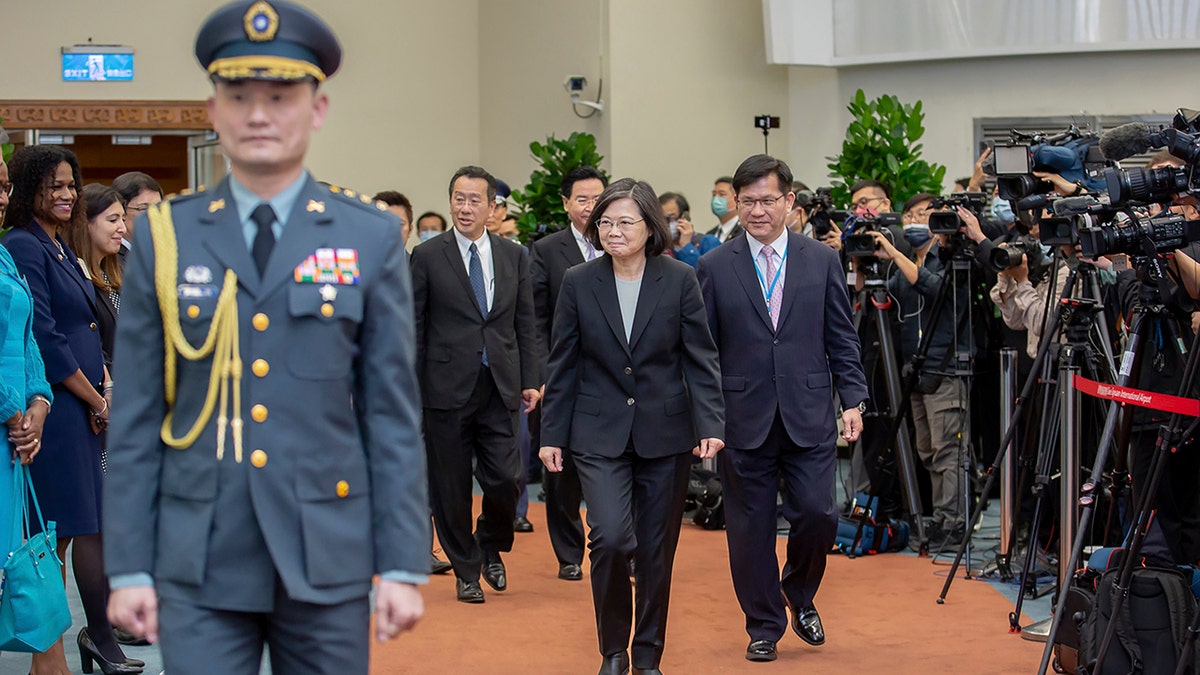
[751,245,787,313]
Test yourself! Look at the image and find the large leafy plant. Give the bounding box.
[511,132,608,243]
[826,89,946,207]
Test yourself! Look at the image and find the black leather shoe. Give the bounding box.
[513,516,534,533]
[455,578,484,604]
[598,652,630,675]
[482,551,507,592]
[113,626,149,647]
[431,551,453,575]
[558,563,583,581]
[632,668,663,674]
[792,606,825,646]
[746,639,777,662]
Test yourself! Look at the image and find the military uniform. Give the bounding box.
[103,2,428,674]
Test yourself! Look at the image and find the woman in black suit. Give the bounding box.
[539,178,724,675]
[65,184,126,371]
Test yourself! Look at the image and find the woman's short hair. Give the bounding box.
[584,178,669,258]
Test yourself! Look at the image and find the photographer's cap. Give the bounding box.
[195,0,342,83]
[495,180,511,206]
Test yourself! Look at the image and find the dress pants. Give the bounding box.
[425,365,521,581]
[573,446,692,669]
[530,400,586,566]
[157,577,369,675]
[720,409,838,642]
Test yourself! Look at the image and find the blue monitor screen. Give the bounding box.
[62,53,133,82]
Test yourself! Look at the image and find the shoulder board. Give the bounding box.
[327,185,393,213]
[166,187,208,205]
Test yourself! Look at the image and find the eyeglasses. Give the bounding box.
[596,218,644,232]
[736,194,785,211]
[572,195,599,207]
[126,203,152,214]
[852,195,886,208]
[452,194,486,209]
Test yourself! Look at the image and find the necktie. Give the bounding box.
[759,247,781,330]
[250,204,277,276]
[469,242,489,366]
[584,238,598,261]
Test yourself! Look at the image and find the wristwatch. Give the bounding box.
[845,400,868,414]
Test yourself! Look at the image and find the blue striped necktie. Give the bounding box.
[469,242,489,366]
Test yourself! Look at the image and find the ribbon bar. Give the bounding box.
[1073,375,1200,417]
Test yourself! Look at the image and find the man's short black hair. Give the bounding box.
[731,155,793,195]
[416,211,448,231]
[448,165,497,202]
[714,176,735,188]
[850,179,891,200]
[560,165,608,198]
[902,192,937,214]
[111,171,163,203]
[658,191,690,216]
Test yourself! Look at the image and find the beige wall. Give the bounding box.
[608,0,789,226]
[786,49,1200,194]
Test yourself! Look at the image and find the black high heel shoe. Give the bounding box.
[77,627,143,674]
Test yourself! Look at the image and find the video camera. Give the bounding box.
[799,187,853,239]
[927,192,988,235]
[1098,109,1200,207]
[989,234,1047,274]
[844,212,902,258]
[988,126,1108,201]
[1078,212,1200,259]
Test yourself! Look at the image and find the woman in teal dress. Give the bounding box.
[0,178,54,556]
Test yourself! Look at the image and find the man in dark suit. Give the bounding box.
[528,165,607,582]
[104,3,429,674]
[698,155,869,663]
[411,165,543,603]
[706,176,745,243]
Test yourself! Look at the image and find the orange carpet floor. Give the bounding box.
[368,500,1043,674]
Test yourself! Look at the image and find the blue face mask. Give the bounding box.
[903,223,932,249]
[990,197,1015,224]
[418,230,440,243]
[711,195,731,218]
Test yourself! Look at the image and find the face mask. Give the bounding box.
[990,197,1015,224]
[854,204,879,218]
[711,195,731,218]
[419,230,439,243]
[668,220,679,241]
[903,223,932,249]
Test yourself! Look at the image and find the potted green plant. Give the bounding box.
[510,132,608,243]
[826,89,946,207]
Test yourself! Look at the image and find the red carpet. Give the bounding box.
[369,500,1042,673]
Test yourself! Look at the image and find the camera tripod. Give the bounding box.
[1038,258,1199,675]
[938,260,1118,607]
[849,268,925,549]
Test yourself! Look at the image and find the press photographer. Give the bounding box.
[861,193,975,546]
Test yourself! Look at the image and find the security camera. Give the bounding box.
[564,76,587,93]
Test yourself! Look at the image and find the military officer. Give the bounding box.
[103,2,429,673]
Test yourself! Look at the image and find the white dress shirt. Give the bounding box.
[746,228,788,303]
[716,215,741,243]
[572,224,604,261]
[454,227,495,311]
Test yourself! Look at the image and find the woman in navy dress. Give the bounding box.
[2,146,139,674]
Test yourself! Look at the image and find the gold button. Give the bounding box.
[320,303,334,317]
[627,397,635,406]
[187,305,200,319]
[336,480,350,498]
[251,359,269,377]
[250,450,268,468]
[251,404,268,423]
[253,313,270,331]
[89,322,97,331]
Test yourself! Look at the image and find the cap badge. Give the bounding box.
[244,0,280,42]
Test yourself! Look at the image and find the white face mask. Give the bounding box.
[419,230,439,243]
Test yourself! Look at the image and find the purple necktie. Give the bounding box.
[584,239,598,261]
[759,247,781,330]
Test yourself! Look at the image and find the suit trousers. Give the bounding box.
[911,377,969,529]
[157,577,369,675]
[425,365,521,581]
[573,447,692,669]
[720,409,838,642]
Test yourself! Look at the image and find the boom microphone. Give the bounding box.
[1016,194,1051,212]
[1098,123,1167,162]
[1052,195,1103,216]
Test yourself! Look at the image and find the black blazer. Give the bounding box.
[411,230,543,410]
[93,286,118,370]
[541,255,724,459]
[697,231,868,449]
[530,226,585,345]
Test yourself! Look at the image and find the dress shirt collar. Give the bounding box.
[746,228,788,262]
[453,226,491,259]
[229,170,308,230]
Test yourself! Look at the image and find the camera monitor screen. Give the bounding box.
[994,145,1032,175]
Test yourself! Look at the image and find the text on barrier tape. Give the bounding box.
[1073,375,1200,417]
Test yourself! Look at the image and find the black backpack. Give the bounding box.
[1078,565,1200,675]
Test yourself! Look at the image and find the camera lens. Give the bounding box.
[988,245,1024,272]
[1105,166,1189,205]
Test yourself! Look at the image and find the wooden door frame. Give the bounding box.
[0,100,209,131]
